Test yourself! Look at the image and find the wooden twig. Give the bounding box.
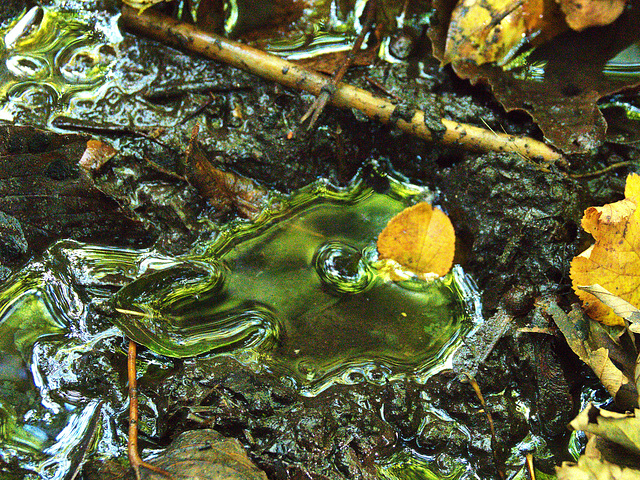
[128,341,175,480]
[466,374,506,480]
[569,161,633,178]
[300,0,377,128]
[120,6,564,164]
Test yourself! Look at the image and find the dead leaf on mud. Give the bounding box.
[542,300,635,403]
[141,429,268,480]
[587,347,631,397]
[79,139,117,171]
[186,148,268,220]
[558,0,628,31]
[376,202,455,278]
[578,285,640,333]
[429,0,640,153]
[444,0,560,66]
[570,403,640,455]
[570,173,640,326]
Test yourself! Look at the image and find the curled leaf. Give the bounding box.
[557,455,640,480]
[376,202,455,277]
[578,284,640,332]
[569,403,640,455]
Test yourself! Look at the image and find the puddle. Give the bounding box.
[111,170,480,394]
[0,168,480,477]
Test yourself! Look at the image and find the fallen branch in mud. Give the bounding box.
[121,6,564,164]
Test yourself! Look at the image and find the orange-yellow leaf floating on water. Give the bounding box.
[377,202,456,278]
[570,173,640,326]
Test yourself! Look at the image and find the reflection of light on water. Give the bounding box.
[0,4,120,126]
[38,400,103,480]
[604,41,640,79]
[0,169,481,476]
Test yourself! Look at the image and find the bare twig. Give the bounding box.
[128,341,175,480]
[121,6,564,163]
[300,0,377,128]
[569,161,633,179]
[466,374,506,480]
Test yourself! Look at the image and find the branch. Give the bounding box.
[121,6,564,164]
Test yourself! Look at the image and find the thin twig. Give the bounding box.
[300,0,377,128]
[526,453,536,480]
[128,341,175,480]
[120,6,564,164]
[466,374,506,480]
[569,161,633,179]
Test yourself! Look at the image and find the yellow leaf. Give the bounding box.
[444,0,544,65]
[570,173,640,326]
[376,202,455,277]
[558,0,627,31]
[557,455,640,480]
[569,403,640,455]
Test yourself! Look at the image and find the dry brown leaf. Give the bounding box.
[141,429,268,480]
[579,284,640,333]
[558,0,627,30]
[376,202,455,277]
[187,151,268,220]
[79,139,117,171]
[570,173,640,326]
[542,300,634,401]
[587,347,630,398]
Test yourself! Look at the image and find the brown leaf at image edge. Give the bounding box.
[428,0,640,153]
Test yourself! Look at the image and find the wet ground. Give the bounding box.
[0,1,637,479]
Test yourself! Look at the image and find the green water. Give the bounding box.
[110,172,477,393]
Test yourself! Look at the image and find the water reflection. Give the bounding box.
[0,170,480,478]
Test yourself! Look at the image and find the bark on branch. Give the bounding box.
[121,6,564,163]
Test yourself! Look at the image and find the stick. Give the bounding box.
[120,6,564,163]
[128,341,174,480]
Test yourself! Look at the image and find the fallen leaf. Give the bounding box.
[557,455,640,480]
[570,173,640,326]
[376,202,455,277]
[636,352,640,404]
[0,126,152,255]
[578,284,640,332]
[444,0,553,66]
[570,403,640,455]
[587,347,630,398]
[79,139,117,171]
[187,148,268,220]
[558,0,628,31]
[542,300,634,402]
[429,1,640,153]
